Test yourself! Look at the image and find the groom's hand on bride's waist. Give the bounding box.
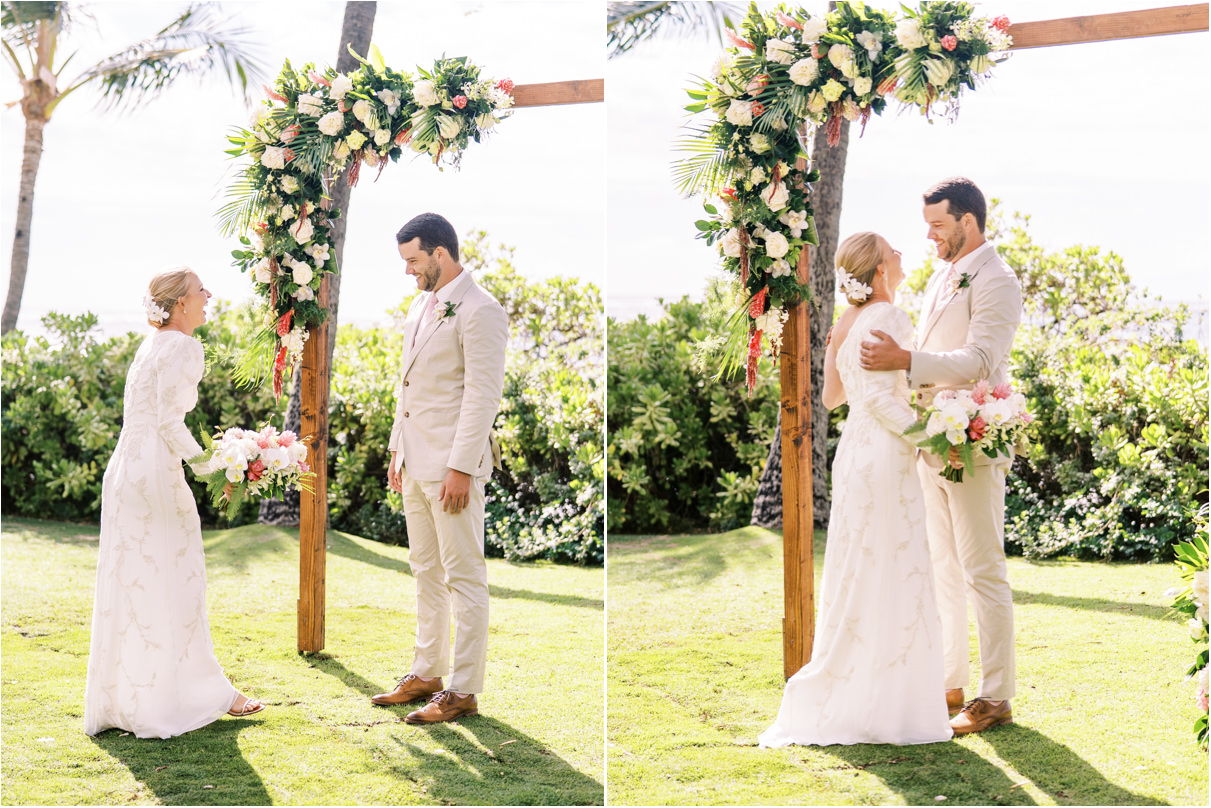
[439,469,472,515]
[860,330,911,372]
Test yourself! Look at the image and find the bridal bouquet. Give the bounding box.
[191,425,314,515]
[905,380,1032,482]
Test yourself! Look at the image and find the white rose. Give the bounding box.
[749,165,767,184]
[291,216,315,245]
[808,91,827,113]
[280,204,296,221]
[253,258,273,284]
[260,146,286,170]
[293,284,315,302]
[317,111,344,136]
[761,181,790,212]
[436,114,461,139]
[280,175,300,194]
[749,133,770,154]
[329,74,353,100]
[352,99,370,122]
[788,58,819,86]
[765,38,796,65]
[291,261,314,286]
[923,57,955,87]
[725,99,753,127]
[720,228,744,258]
[764,231,790,258]
[801,16,828,44]
[828,44,854,72]
[895,18,929,49]
[296,93,324,117]
[333,141,351,161]
[413,79,440,107]
[345,129,367,151]
[374,128,390,146]
[854,76,873,96]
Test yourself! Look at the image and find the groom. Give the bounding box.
[860,178,1022,735]
[371,212,508,724]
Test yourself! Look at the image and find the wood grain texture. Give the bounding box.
[511,79,605,108]
[298,277,329,654]
[780,235,815,681]
[1007,4,1207,49]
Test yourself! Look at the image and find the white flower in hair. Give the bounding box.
[837,266,873,301]
[143,293,170,324]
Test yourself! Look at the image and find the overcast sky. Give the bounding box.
[606,0,1209,325]
[1,1,605,336]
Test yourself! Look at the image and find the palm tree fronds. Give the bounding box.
[78,2,266,112]
[607,1,742,59]
[671,122,730,198]
[215,171,264,237]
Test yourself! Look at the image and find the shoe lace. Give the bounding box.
[429,690,452,705]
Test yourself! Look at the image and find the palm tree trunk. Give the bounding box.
[3,116,47,335]
[258,1,377,526]
[751,118,850,530]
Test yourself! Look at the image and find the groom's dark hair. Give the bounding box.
[923,177,987,233]
[396,212,460,262]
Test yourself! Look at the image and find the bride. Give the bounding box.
[84,268,264,739]
[759,232,952,747]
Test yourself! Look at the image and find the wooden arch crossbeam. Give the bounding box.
[296,78,604,653]
[779,4,1208,678]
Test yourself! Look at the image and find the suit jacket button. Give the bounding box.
[403,380,409,387]
[404,412,410,417]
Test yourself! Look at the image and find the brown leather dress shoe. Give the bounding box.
[404,690,479,724]
[370,674,443,706]
[946,688,965,716]
[951,698,1013,735]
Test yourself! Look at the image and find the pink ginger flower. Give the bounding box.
[992,381,1012,400]
[775,11,803,30]
[453,95,468,109]
[279,431,298,448]
[725,28,756,51]
[941,35,958,51]
[308,70,331,88]
[992,15,1011,33]
[276,309,293,337]
[263,84,288,103]
[749,287,768,318]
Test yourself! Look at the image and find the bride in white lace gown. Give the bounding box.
[760,233,952,747]
[84,268,263,739]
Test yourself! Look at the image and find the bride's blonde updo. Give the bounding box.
[145,267,195,328]
[835,232,884,306]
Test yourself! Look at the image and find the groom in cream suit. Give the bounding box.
[370,213,508,724]
[861,178,1022,735]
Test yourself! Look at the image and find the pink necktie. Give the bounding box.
[412,294,441,347]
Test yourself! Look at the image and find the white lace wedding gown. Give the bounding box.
[759,302,952,747]
[84,330,238,738]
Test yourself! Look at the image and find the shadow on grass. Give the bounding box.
[826,724,1164,806]
[313,658,603,804]
[388,716,604,805]
[90,719,269,806]
[608,527,806,591]
[1012,589,1175,622]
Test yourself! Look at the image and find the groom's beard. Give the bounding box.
[938,231,966,262]
[416,256,441,291]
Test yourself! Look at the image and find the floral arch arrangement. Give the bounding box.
[218,45,515,396]
[678,1,1011,391]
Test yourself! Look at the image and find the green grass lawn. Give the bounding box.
[1,518,603,806]
[607,527,1208,806]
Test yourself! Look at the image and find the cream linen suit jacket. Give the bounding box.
[388,274,508,482]
[910,244,1022,466]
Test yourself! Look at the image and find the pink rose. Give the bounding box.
[247,459,265,482]
[746,74,770,96]
[810,43,821,59]
[496,78,515,94]
[281,123,301,143]
[279,431,297,448]
[968,416,988,442]
[941,35,957,51]
[992,382,1012,400]
[992,15,1011,33]
[453,95,467,109]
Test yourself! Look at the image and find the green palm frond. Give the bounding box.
[215,169,263,237]
[2,1,63,49]
[607,1,742,59]
[230,321,277,390]
[672,122,731,198]
[77,2,265,111]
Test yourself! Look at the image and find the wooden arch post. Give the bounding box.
[777,4,1208,678]
[296,78,605,653]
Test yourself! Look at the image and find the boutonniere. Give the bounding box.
[948,272,972,296]
[441,301,457,319]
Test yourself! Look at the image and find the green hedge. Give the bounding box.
[1,241,603,565]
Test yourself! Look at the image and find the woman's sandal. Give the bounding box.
[227,694,266,717]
